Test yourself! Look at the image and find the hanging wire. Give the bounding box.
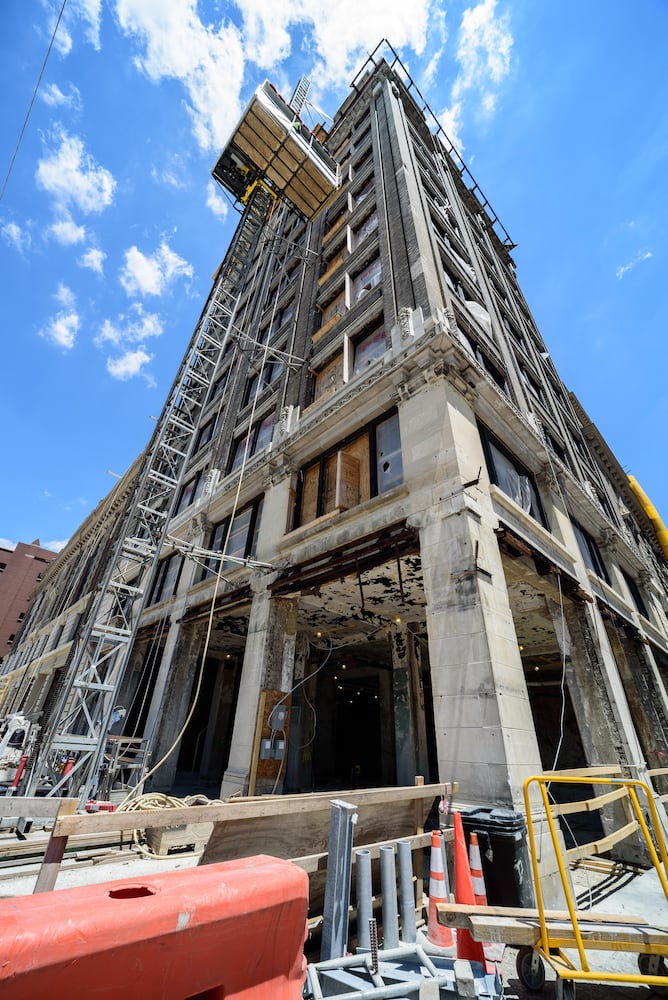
[1,0,68,202]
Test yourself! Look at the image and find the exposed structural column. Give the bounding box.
[220,579,299,798]
[390,624,429,785]
[399,368,543,807]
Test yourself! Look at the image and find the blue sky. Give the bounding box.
[1,0,666,552]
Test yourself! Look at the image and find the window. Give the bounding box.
[352,211,378,249]
[148,552,183,606]
[296,412,403,526]
[320,290,346,328]
[244,361,283,406]
[200,498,263,579]
[195,418,216,452]
[175,470,205,515]
[0,562,6,573]
[352,258,381,302]
[622,569,649,618]
[353,175,374,206]
[229,413,276,471]
[481,427,548,527]
[571,519,609,583]
[352,327,386,375]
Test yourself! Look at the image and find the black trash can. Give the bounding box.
[460,807,534,908]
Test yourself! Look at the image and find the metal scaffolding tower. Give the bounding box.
[19,78,339,806]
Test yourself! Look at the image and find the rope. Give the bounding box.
[116,791,224,860]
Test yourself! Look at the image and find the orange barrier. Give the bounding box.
[0,855,308,999]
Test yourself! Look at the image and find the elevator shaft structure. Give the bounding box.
[26,185,275,803]
[21,78,338,805]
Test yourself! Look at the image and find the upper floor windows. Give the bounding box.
[571,518,609,583]
[481,426,548,528]
[199,497,263,580]
[229,413,276,472]
[296,411,402,527]
[148,552,183,606]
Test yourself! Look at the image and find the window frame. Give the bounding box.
[480,425,549,528]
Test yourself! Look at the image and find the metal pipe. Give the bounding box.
[396,839,416,943]
[379,844,399,949]
[356,849,373,950]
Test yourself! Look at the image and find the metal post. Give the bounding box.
[397,839,416,943]
[380,844,399,949]
[321,799,358,961]
[356,848,373,951]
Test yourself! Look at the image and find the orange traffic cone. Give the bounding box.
[426,829,455,952]
[468,828,504,964]
[453,812,486,965]
[469,831,488,906]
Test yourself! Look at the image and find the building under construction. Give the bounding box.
[2,43,668,816]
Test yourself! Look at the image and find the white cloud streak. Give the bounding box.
[40,82,82,109]
[616,249,653,280]
[107,348,155,384]
[1,222,31,254]
[439,0,513,152]
[114,1,245,151]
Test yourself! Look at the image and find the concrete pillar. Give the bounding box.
[390,625,428,784]
[220,577,298,797]
[398,373,543,808]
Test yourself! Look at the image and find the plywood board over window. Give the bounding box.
[314,351,344,401]
[324,451,361,512]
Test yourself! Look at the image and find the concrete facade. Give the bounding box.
[2,53,668,833]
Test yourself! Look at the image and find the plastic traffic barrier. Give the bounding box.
[0,854,308,999]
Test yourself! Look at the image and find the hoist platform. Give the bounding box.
[212,80,339,221]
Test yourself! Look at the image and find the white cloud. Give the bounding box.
[43,539,68,553]
[40,82,82,109]
[616,249,652,280]
[439,0,513,152]
[79,247,106,273]
[55,283,76,309]
[49,218,87,245]
[206,180,228,219]
[36,129,116,215]
[0,538,16,551]
[107,348,155,384]
[114,1,245,151]
[39,285,80,349]
[49,0,102,53]
[120,240,193,297]
[1,221,31,254]
[40,310,80,349]
[95,304,164,347]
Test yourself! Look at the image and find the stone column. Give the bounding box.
[398,370,543,808]
[220,576,298,798]
[390,625,429,784]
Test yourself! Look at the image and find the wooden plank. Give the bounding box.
[543,766,622,778]
[52,782,444,838]
[438,903,650,927]
[0,796,77,820]
[648,768,668,777]
[549,785,629,817]
[33,798,79,894]
[437,904,668,950]
[566,818,639,862]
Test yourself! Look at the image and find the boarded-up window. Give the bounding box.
[301,465,320,524]
[314,352,344,400]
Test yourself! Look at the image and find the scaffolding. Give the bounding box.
[17,77,338,806]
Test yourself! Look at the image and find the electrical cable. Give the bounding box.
[1,0,68,202]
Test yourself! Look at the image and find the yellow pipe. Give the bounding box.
[628,474,668,561]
